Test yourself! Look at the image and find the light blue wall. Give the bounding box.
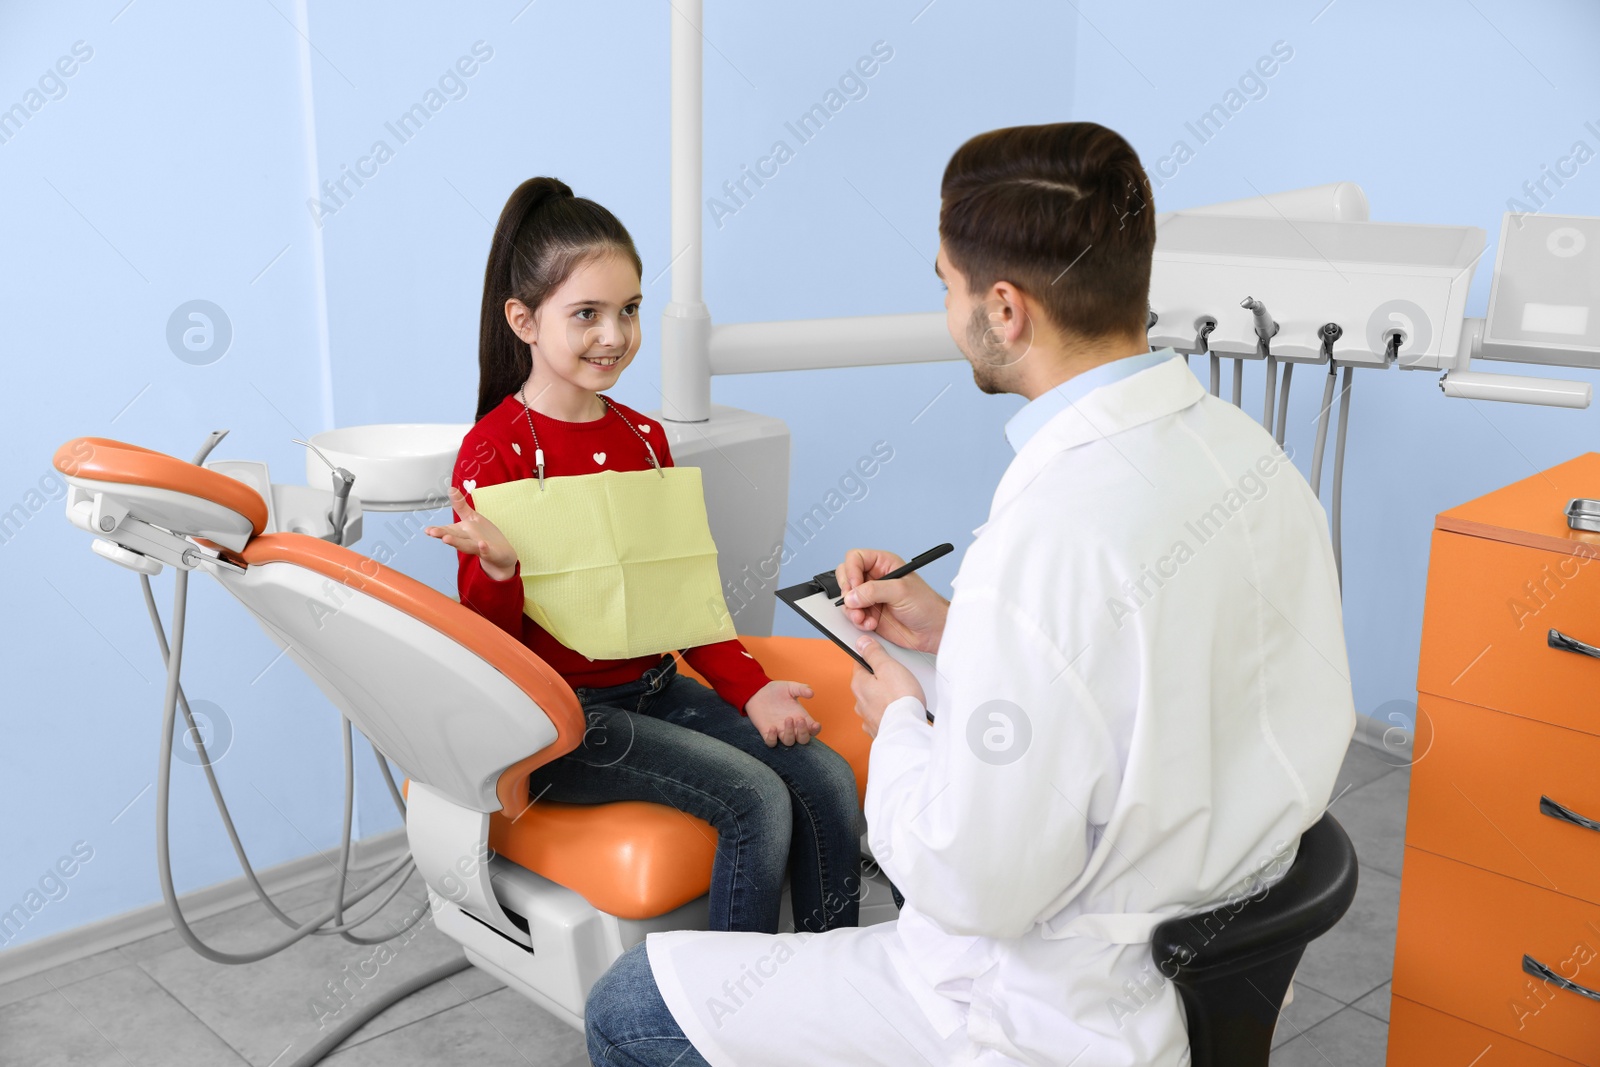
[4,0,1597,947]
[1064,0,1600,731]
[0,1,347,948]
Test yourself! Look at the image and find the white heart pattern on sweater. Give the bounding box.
[462,479,477,494]
[593,452,606,465]
[639,424,651,433]
[512,442,522,455]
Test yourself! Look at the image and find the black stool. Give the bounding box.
[1150,813,1359,1067]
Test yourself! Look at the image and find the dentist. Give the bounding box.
[584,122,1356,1066]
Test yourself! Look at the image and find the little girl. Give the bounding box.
[426,176,861,935]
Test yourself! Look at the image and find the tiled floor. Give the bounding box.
[0,741,1409,1066]
[1270,741,1409,1065]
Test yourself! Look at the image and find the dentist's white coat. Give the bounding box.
[647,356,1356,1066]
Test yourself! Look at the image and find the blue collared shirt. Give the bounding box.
[1002,349,1176,453]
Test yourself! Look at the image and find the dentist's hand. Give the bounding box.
[426,486,519,581]
[851,637,925,739]
[836,548,950,654]
[745,680,822,747]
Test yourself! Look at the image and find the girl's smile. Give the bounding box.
[505,251,643,420]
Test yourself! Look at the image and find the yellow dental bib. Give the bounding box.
[468,466,737,661]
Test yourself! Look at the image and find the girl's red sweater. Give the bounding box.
[452,393,772,714]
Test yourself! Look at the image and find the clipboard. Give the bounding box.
[777,569,939,719]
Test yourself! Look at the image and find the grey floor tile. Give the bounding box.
[324,987,588,1066]
[1335,742,1399,795]
[1271,981,1344,1049]
[1270,1005,1390,1066]
[1352,981,1391,1022]
[339,962,504,1047]
[0,963,248,1066]
[1292,864,1401,1004]
[131,875,488,1066]
[1329,768,1410,879]
[0,971,51,1012]
[0,944,131,1008]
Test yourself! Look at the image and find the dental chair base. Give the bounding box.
[433,860,900,1030]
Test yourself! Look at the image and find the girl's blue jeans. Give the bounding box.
[525,654,864,934]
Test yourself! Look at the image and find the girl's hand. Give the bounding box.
[425,486,519,581]
[744,680,821,747]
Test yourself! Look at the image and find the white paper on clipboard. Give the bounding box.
[790,589,940,715]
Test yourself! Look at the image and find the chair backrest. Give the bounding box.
[1150,813,1359,1067]
[1152,813,1359,979]
[223,535,585,814]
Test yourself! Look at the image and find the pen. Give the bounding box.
[834,542,954,605]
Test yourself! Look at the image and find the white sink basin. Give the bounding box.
[308,424,471,510]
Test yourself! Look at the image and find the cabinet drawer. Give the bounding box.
[1388,995,1585,1066]
[1393,847,1600,1064]
[1409,694,1600,905]
[1418,530,1600,736]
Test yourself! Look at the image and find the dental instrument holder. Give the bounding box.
[296,437,358,546]
[1148,212,1484,369]
[1242,296,1281,431]
[1194,316,1221,396]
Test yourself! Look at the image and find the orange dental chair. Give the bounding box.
[52,434,892,1049]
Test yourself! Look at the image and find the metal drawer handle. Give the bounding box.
[1541,795,1600,833]
[1524,954,1600,1004]
[1548,629,1600,659]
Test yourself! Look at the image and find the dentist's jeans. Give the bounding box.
[586,943,708,1067]
[526,654,863,934]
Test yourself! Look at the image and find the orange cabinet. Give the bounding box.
[1393,848,1600,1063]
[1407,694,1600,906]
[1416,531,1600,737]
[1389,454,1600,1064]
[1389,996,1583,1066]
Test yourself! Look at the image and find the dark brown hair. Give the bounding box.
[939,123,1154,338]
[476,177,643,421]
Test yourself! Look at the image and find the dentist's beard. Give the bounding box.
[964,305,1016,395]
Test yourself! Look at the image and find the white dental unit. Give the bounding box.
[43,2,1600,1064]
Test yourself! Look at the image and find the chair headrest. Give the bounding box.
[54,437,269,539]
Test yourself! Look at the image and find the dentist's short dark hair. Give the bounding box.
[940,122,1154,339]
[476,177,642,422]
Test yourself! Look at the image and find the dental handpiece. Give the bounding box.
[1240,296,1278,345]
[328,467,355,546]
[294,437,358,546]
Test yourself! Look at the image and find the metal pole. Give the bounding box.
[660,0,712,422]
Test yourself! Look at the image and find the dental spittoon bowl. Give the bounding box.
[307,424,472,510]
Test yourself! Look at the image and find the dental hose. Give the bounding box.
[1208,354,1221,396]
[144,568,467,1066]
[283,958,475,1067]
[1273,362,1293,446]
[142,573,416,941]
[1231,358,1244,406]
[1262,355,1278,432]
[1330,365,1354,589]
[1309,364,1338,501]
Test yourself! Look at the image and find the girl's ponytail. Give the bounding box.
[476,177,641,421]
